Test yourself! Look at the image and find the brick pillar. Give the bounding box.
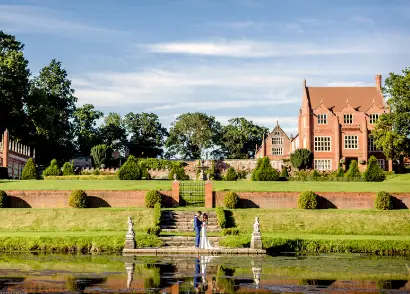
[2,129,9,168]
[205,181,213,208]
[171,181,180,207]
[388,159,393,172]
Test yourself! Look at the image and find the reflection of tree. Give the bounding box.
[66,276,107,292]
[300,279,336,288]
[215,266,236,293]
[376,280,408,290]
[144,263,161,289]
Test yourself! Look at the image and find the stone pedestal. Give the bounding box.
[250,216,263,250]
[124,217,136,250]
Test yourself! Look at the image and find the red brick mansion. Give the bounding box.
[256,75,390,171]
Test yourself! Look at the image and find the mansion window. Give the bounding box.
[369,114,380,124]
[368,136,382,152]
[344,135,358,149]
[272,147,283,155]
[314,159,332,171]
[377,159,385,170]
[317,114,327,124]
[344,114,353,124]
[314,136,331,152]
[272,136,283,145]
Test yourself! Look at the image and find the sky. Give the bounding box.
[1,0,410,136]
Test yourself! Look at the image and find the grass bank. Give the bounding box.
[2,173,410,191]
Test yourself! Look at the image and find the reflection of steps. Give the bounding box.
[160,236,221,247]
[160,211,220,232]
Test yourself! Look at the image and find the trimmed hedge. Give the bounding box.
[298,191,318,209]
[43,159,62,177]
[345,160,361,179]
[215,206,227,229]
[62,161,75,176]
[224,167,238,181]
[250,158,263,181]
[44,175,118,180]
[118,155,142,180]
[145,190,162,208]
[0,191,7,208]
[375,191,393,210]
[22,158,38,180]
[224,192,239,209]
[252,157,280,181]
[364,156,386,182]
[68,190,88,208]
[168,162,189,180]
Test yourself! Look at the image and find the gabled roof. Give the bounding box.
[269,124,290,140]
[307,87,384,112]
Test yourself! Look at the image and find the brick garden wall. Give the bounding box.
[215,191,410,209]
[5,190,173,208]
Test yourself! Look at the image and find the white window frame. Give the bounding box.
[369,114,380,124]
[368,136,382,152]
[344,114,353,124]
[272,136,283,145]
[272,147,283,155]
[377,159,385,170]
[317,114,327,124]
[314,159,332,171]
[344,135,359,149]
[314,136,331,152]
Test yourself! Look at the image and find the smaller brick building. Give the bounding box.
[255,122,292,160]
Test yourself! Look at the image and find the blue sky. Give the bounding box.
[1,0,410,135]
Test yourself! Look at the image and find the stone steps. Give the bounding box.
[160,236,220,247]
[160,210,220,232]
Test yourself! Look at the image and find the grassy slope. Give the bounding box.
[1,173,410,191]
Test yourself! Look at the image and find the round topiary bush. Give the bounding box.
[224,167,238,181]
[298,191,318,209]
[0,191,8,208]
[69,190,88,208]
[224,191,239,209]
[22,158,38,180]
[145,190,162,208]
[118,155,142,180]
[375,191,393,210]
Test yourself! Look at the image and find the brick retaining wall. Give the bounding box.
[4,190,173,208]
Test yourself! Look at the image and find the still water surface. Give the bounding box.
[0,253,409,293]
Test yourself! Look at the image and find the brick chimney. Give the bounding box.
[376,74,382,91]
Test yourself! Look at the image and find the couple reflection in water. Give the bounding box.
[193,256,214,293]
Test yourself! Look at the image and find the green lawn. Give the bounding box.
[1,173,410,191]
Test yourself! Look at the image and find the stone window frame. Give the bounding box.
[344,114,353,124]
[344,135,359,149]
[314,136,331,152]
[369,114,380,124]
[377,159,385,170]
[368,136,382,152]
[272,136,283,145]
[314,159,332,171]
[272,147,283,155]
[317,114,327,124]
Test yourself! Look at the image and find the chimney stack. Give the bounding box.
[376,74,382,91]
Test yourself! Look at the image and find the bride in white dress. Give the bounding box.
[199,213,213,249]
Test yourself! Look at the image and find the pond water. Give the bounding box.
[0,253,409,293]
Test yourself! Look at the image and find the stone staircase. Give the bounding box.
[160,211,220,232]
[160,236,220,247]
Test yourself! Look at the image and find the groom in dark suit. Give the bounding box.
[194,211,202,248]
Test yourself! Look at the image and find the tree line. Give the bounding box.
[0,31,267,165]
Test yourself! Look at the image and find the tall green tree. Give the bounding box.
[124,112,168,158]
[165,112,222,159]
[26,59,77,164]
[0,31,30,138]
[73,104,103,155]
[373,68,410,160]
[218,117,268,159]
[98,112,127,152]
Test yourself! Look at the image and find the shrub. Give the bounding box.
[254,157,280,181]
[146,226,161,236]
[224,167,238,181]
[224,191,239,209]
[290,148,313,170]
[280,166,289,180]
[62,161,75,176]
[298,191,318,209]
[206,160,221,180]
[0,167,8,179]
[139,161,151,180]
[42,159,62,177]
[153,202,162,226]
[69,190,88,208]
[215,206,227,229]
[145,190,162,208]
[364,156,386,182]
[92,169,101,175]
[118,155,142,180]
[375,191,393,210]
[44,175,118,180]
[0,191,8,208]
[251,158,263,181]
[222,228,239,236]
[311,170,321,181]
[237,170,248,180]
[22,158,38,180]
[336,166,344,177]
[90,144,107,168]
[168,162,189,180]
[345,160,361,179]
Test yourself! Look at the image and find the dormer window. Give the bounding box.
[344,114,353,124]
[369,114,379,124]
[318,114,327,124]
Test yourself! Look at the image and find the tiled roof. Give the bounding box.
[307,86,384,112]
